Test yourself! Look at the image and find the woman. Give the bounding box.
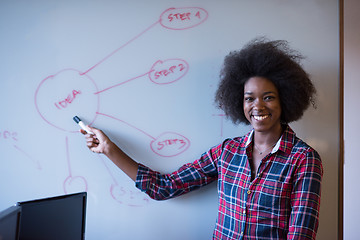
[82,38,323,239]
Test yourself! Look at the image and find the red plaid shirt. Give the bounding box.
[136,125,323,239]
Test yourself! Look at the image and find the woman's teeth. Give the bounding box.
[253,115,269,121]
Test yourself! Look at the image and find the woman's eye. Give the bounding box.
[264,96,275,101]
[244,97,253,102]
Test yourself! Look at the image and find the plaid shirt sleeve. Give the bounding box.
[287,146,323,240]
[135,143,222,200]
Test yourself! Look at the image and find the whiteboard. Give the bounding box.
[0,0,339,239]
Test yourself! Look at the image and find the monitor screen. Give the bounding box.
[0,205,21,240]
[17,192,87,240]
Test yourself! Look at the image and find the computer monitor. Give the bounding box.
[17,192,87,240]
[0,205,21,240]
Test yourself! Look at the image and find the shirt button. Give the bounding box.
[240,231,244,236]
[247,190,251,195]
[243,210,246,214]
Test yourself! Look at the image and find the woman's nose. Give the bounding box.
[253,99,265,110]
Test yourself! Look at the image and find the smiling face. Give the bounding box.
[243,76,282,136]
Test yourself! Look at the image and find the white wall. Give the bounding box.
[344,0,360,239]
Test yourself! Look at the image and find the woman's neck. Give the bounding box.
[253,124,283,147]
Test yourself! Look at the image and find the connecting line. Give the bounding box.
[212,113,225,137]
[13,145,42,170]
[97,155,117,183]
[65,136,72,177]
[93,69,154,94]
[96,112,155,140]
[81,20,160,75]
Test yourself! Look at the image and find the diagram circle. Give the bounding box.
[34,69,100,132]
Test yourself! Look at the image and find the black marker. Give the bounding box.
[73,116,94,134]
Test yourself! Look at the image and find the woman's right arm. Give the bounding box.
[82,126,221,200]
[136,143,221,200]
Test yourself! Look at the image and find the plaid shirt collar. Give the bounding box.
[243,124,295,155]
